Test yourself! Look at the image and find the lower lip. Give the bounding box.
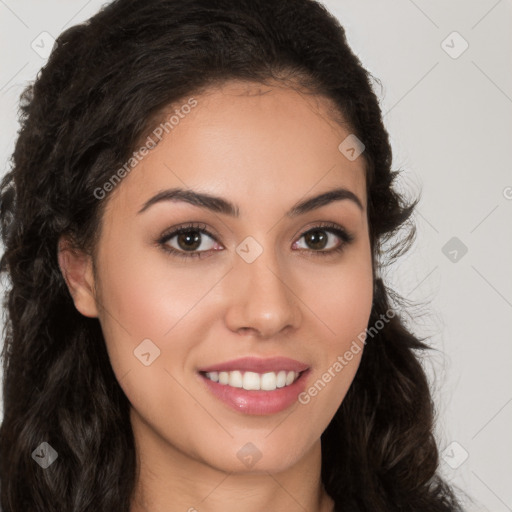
[198,370,310,415]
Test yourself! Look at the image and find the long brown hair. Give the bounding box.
[0,0,462,510]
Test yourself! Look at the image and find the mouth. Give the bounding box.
[197,367,311,415]
[199,369,304,391]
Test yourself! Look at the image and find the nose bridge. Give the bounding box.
[224,235,301,336]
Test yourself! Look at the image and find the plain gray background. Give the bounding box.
[1,1,511,510]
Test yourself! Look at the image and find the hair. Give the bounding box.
[0,0,462,510]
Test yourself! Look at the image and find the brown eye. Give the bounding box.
[303,229,329,250]
[175,231,202,251]
[294,226,350,253]
[158,223,221,259]
[166,229,216,253]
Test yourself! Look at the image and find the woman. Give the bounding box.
[0,0,463,510]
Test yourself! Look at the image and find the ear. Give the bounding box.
[57,235,99,318]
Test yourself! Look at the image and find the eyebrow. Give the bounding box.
[137,186,364,217]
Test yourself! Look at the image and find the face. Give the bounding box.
[62,80,373,475]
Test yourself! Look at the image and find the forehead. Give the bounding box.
[106,81,367,218]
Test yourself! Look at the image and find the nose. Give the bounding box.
[223,246,302,338]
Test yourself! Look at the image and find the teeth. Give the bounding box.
[204,370,300,391]
[230,370,243,388]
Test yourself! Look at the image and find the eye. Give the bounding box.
[158,223,221,260]
[292,222,354,256]
[157,221,354,260]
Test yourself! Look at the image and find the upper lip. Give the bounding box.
[198,356,310,374]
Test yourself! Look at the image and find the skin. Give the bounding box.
[58,80,373,512]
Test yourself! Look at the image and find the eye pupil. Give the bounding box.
[178,231,201,251]
[305,230,327,250]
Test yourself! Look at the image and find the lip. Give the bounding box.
[197,356,310,374]
[198,368,311,415]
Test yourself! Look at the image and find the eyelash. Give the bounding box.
[157,222,355,260]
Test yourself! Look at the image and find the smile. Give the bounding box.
[202,370,302,391]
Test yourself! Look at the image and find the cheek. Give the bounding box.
[93,244,220,435]
[298,251,374,346]
[94,238,233,410]
[97,240,227,343]
[310,273,372,337]
[294,249,373,407]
